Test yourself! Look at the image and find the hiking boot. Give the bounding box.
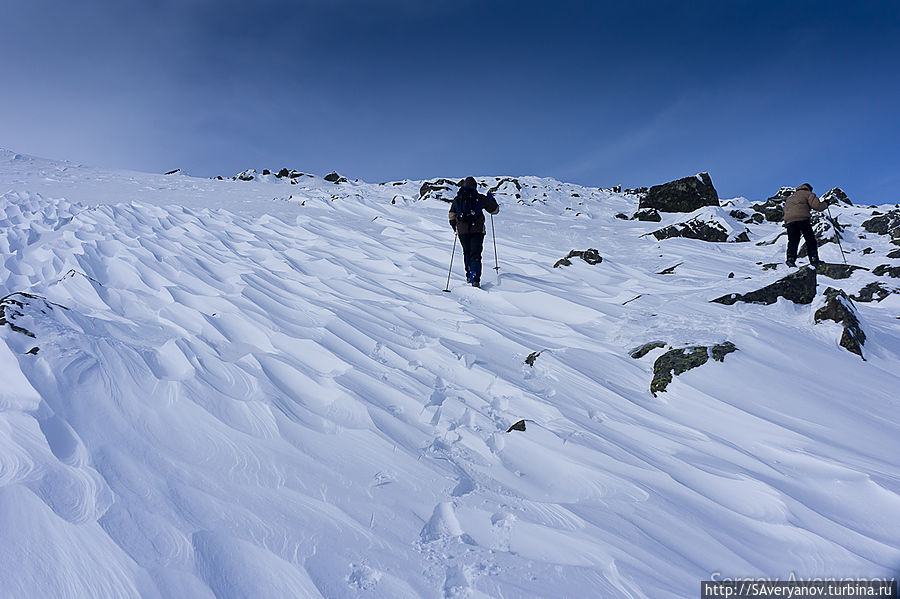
[472,280,480,288]
[786,260,796,268]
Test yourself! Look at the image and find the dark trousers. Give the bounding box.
[786,219,818,263]
[458,233,485,283]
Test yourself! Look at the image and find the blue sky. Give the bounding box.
[2,0,898,201]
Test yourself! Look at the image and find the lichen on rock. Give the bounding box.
[650,343,736,396]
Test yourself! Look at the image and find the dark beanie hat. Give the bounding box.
[463,177,477,188]
[799,183,813,191]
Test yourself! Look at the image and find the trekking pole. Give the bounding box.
[490,214,500,272]
[443,233,458,292]
[826,204,847,264]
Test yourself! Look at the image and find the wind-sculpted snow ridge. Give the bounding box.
[1,153,900,598]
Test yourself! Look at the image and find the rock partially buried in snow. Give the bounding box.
[821,187,853,206]
[815,262,867,280]
[873,264,900,278]
[768,186,796,202]
[324,171,348,183]
[814,288,866,360]
[632,208,661,222]
[750,198,784,222]
[1,292,69,339]
[506,419,527,432]
[418,178,459,202]
[862,209,900,237]
[630,341,666,359]
[650,342,737,395]
[553,248,603,268]
[852,281,896,303]
[639,173,720,213]
[711,267,817,306]
[652,217,749,243]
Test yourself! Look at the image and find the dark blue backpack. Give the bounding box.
[455,188,482,225]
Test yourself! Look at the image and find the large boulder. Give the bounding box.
[324,171,348,183]
[814,288,866,359]
[712,267,817,305]
[639,173,719,213]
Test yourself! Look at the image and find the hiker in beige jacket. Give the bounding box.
[784,183,827,267]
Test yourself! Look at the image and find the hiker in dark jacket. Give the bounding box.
[449,177,500,287]
[784,183,827,268]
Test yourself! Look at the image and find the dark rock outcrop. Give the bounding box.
[630,341,666,359]
[814,288,866,359]
[887,248,900,259]
[164,168,181,175]
[821,188,852,206]
[862,210,900,236]
[651,218,747,243]
[814,263,867,280]
[235,169,256,181]
[729,209,749,220]
[650,342,737,395]
[632,208,661,222]
[275,168,307,179]
[656,263,682,275]
[615,213,629,220]
[506,420,527,432]
[487,177,522,195]
[639,173,719,213]
[1,292,69,339]
[553,249,603,268]
[712,267,817,305]
[768,187,795,202]
[747,213,765,224]
[873,264,900,278]
[324,171,347,183]
[750,199,784,222]
[851,282,894,303]
[419,179,459,202]
[710,341,738,362]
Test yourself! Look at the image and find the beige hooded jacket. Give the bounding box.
[783,184,826,224]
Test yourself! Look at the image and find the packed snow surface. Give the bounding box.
[1,149,899,598]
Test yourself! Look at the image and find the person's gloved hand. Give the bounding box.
[487,191,495,201]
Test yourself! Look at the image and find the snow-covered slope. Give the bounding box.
[1,149,899,598]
